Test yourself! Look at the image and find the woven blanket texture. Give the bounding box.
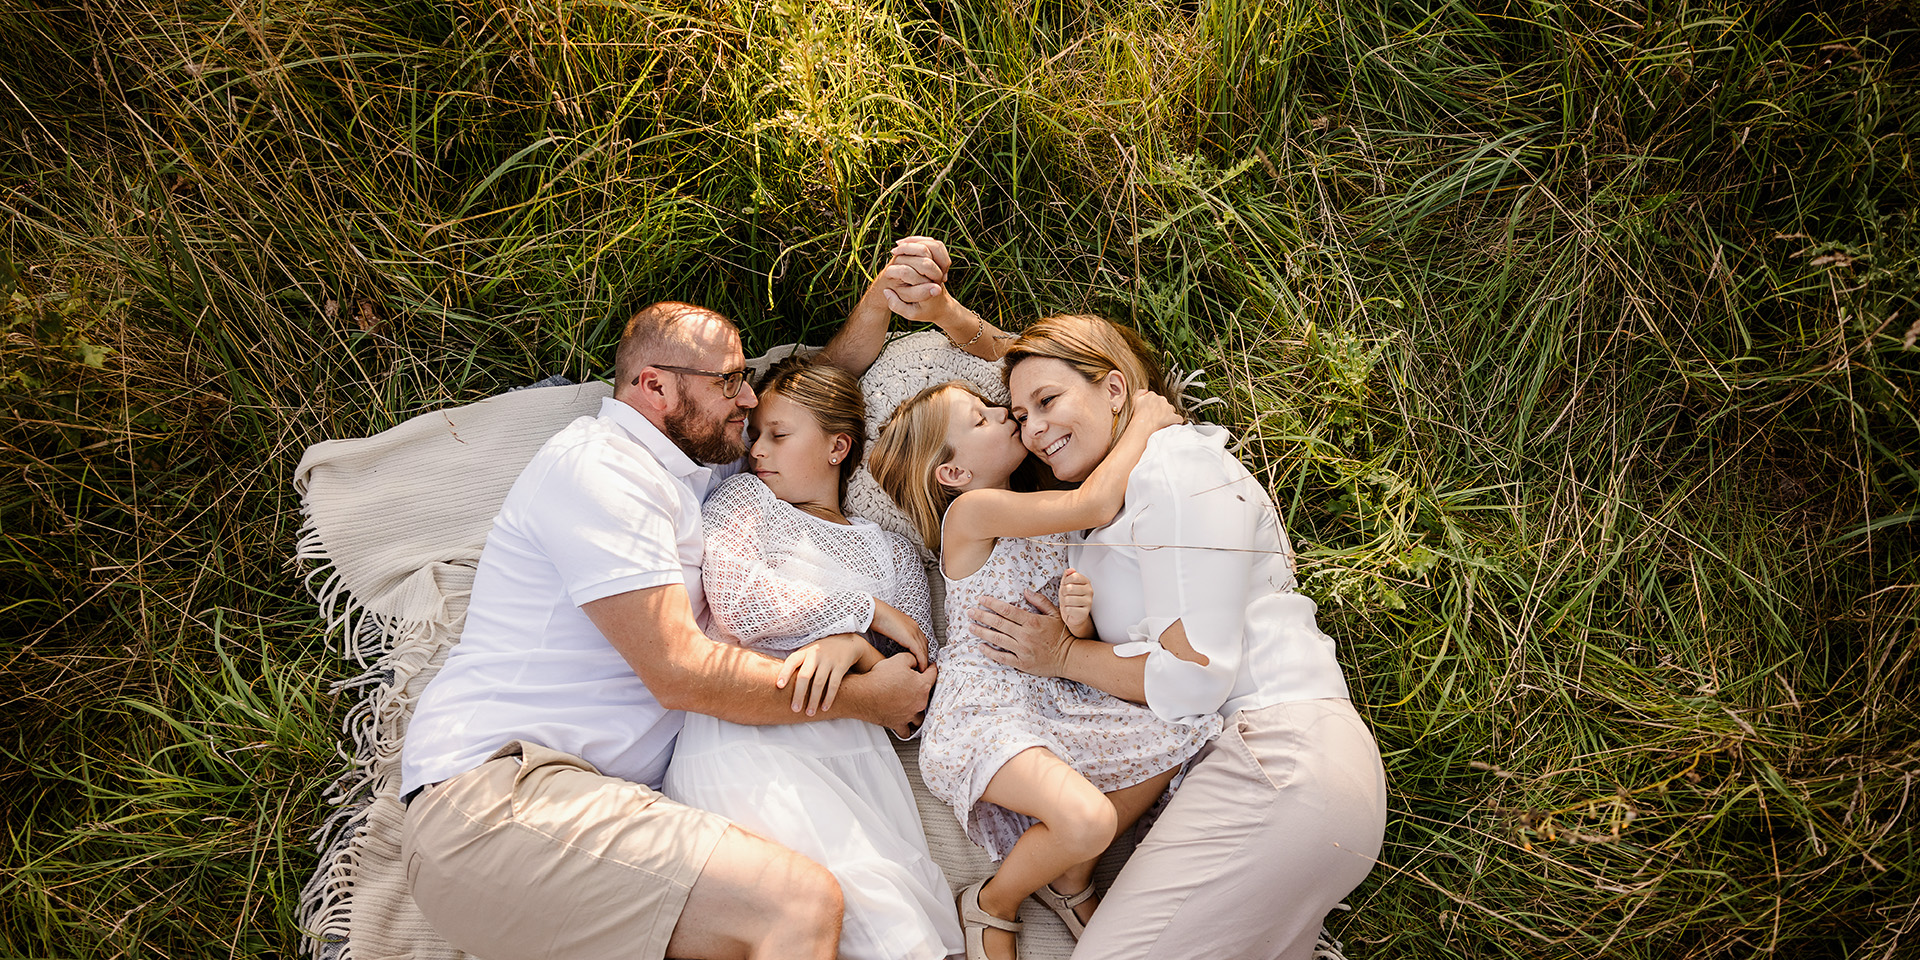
[294,335,1128,960]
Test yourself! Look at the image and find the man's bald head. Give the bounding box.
[613,301,741,393]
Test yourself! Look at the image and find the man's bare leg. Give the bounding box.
[665,825,844,960]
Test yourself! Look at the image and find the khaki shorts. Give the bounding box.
[401,740,730,960]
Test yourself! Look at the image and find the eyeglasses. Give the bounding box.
[636,363,749,399]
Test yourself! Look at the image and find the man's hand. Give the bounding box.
[970,590,1076,678]
[1059,568,1095,640]
[870,598,931,669]
[776,634,879,715]
[866,236,946,312]
[878,237,963,326]
[850,652,936,737]
[824,235,950,374]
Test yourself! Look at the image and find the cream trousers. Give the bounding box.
[1075,699,1387,960]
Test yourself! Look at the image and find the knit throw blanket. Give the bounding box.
[294,333,1129,960]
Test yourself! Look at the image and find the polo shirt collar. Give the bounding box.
[597,397,715,497]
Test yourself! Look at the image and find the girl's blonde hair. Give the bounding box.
[756,355,867,501]
[1002,314,1176,441]
[869,380,986,554]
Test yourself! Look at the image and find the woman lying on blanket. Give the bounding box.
[868,379,1220,960]
[973,314,1388,960]
[662,356,963,960]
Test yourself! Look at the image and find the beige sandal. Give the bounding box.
[958,878,1023,960]
[1030,881,1095,939]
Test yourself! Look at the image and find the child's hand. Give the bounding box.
[776,634,879,716]
[1060,568,1095,640]
[871,599,932,669]
[1130,389,1184,432]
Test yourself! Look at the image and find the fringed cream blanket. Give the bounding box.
[294,334,1132,960]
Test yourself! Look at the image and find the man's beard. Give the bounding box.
[664,385,747,464]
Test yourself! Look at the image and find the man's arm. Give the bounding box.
[582,583,934,735]
[819,236,1011,371]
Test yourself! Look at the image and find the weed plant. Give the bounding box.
[3,0,1916,957]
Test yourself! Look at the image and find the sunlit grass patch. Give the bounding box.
[3,0,1915,956]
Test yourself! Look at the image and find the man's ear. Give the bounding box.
[934,461,970,489]
[623,368,674,414]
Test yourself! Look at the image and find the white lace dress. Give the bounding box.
[663,475,963,960]
[918,535,1223,860]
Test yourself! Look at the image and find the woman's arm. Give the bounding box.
[874,237,1013,362]
[975,443,1269,721]
[944,390,1182,546]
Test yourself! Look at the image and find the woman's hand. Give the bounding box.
[969,590,1076,678]
[1059,568,1095,640]
[776,634,881,715]
[1129,388,1184,432]
[870,598,932,669]
[877,237,951,323]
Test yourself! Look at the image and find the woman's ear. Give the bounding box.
[1102,370,1128,414]
[934,461,970,490]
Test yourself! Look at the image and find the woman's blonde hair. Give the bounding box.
[868,381,985,554]
[755,355,867,501]
[1002,314,1176,440]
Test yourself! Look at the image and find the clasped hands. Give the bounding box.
[775,598,934,738]
[864,236,966,328]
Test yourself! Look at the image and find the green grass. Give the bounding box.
[3,0,1916,957]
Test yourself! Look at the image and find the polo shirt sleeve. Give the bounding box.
[528,440,690,607]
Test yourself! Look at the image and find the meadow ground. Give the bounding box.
[3,1,1917,957]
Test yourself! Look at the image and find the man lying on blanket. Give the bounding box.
[399,239,977,960]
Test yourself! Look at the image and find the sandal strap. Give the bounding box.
[960,879,1026,933]
[968,909,1024,934]
[1040,883,1095,909]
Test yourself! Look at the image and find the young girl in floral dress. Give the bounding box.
[868,381,1220,960]
[664,357,963,960]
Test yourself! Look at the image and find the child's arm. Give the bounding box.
[776,633,887,716]
[703,477,879,647]
[945,389,1183,545]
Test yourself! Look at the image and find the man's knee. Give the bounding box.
[677,827,843,958]
[784,853,844,926]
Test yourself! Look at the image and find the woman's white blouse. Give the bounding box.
[1069,424,1350,723]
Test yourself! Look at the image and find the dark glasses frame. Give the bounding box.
[636,363,749,399]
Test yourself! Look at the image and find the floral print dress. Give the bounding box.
[916,535,1222,859]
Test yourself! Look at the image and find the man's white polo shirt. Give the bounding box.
[401,396,738,793]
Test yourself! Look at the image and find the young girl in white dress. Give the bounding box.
[663,357,964,960]
[868,381,1221,960]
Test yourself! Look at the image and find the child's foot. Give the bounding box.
[959,878,1023,960]
[1032,880,1097,938]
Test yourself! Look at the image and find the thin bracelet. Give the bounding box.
[952,314,988,347]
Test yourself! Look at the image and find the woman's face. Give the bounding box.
[1008,357,1124,484]
[747,390,848,508]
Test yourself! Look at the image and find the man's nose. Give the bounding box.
[737,382,758,407]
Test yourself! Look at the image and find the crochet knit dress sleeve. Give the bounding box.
[700,475,878,654]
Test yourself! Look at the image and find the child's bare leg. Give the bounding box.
[976,747,1117,960]
[1044,764,1183,926]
